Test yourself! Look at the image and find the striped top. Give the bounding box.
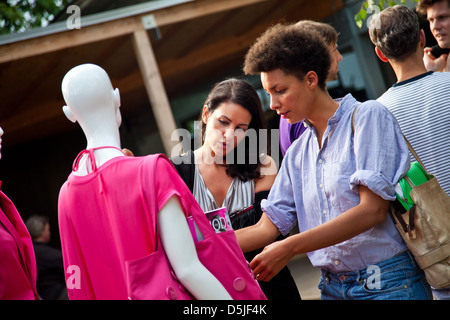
[192,163,255,215]
[377,71,450,195]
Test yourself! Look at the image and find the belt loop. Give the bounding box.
[405,250,418,269]
[356,270,362,284]
[321,269,330,284]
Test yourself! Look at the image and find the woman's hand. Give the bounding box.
[250,238,294,282]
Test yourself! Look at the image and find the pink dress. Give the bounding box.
[58,152,193,300]
[0,183,39,300]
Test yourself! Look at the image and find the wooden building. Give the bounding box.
[0,0,395,248]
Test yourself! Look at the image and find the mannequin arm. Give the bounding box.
[158,196,232,300]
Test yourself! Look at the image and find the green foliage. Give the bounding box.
[354,0,419,28]
[0,0,70,34]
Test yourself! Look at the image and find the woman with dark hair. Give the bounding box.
[198,78,268,182]
[171,78,301,300]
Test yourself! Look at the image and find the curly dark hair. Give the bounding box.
[202,78,268,182]
[369,5,421,62]
[417,0,450,16]
[294,20,339,46]
[243,23,331,90]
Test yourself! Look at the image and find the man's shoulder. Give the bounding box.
[406,71,450,88]
[430,71,450,80]
[379,72,450,100]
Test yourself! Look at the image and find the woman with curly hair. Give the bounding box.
[236,23,432,300]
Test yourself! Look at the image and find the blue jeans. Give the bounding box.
[318,251,432,300]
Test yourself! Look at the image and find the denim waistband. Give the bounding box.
[321,251,415,283]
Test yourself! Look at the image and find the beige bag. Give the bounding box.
[351,106,450,289]
[390,138,450,289]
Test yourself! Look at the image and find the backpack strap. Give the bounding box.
[351,105,358,135]
[351,104,428,173]
[171,151,195,192]
[139,154,162,250]
[352,104,427,240]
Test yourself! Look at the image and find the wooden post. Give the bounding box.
[131,24,177,155]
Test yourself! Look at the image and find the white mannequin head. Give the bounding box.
[59,67,232,300]
[62,63,122,149]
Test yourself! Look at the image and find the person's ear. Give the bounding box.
[305,71,318,89]
[201,105,210,124]
[375,47,389,62]
[62,105,77,123]
[419,29,426,48]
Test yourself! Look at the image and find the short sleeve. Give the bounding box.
[349,101,410,200]
[151,156,197,214]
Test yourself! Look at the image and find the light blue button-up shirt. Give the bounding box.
[262,94,410,273]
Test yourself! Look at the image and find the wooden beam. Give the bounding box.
[157,27,262,80]
[0,0,268,64]
[153,0,269,26]
[173,9,237,59]
[131,27,177,155]
[0,18,140,64]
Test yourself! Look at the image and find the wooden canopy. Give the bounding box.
[0,0,344,152]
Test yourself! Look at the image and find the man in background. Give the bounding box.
[369,5,450,300]
[417,0,450,71]
[279,20,343,156]
[26,215,67,300]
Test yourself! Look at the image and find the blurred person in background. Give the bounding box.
[26,215,68,300]
[417,0,450,71]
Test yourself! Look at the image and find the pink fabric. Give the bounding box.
[125,174,195,300]
[123,155,266,300]
[0,184,38,300]
[58,153,185,300]
[182,188,267,300]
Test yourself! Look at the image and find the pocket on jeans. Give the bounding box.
[361,259,413,295]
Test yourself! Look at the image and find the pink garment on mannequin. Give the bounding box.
[0,183,38,300]
[58,151,195,300]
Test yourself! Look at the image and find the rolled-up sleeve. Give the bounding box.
[261,149,299,236]
[349,101,410,200]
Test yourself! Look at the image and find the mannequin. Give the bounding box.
[59,63,231,300]
[0,126,39,299]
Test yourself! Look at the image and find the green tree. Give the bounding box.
[354,0,419,28]
[0,0,70,34]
